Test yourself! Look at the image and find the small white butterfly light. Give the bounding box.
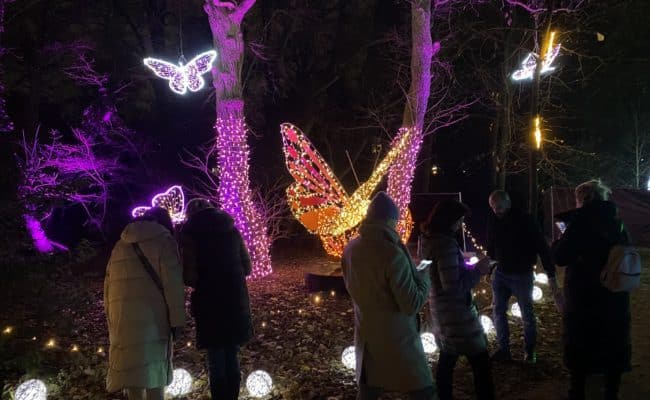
[143,50,217,95]
[512,31,561,81]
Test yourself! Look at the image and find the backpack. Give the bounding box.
[600,244,641,292]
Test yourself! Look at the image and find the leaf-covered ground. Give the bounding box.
[2,248,649,399]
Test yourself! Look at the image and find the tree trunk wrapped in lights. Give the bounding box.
[387,0,433,240]
[204,0,271,278]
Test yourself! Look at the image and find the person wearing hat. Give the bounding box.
[419,200,494,400]
[180,198,253,400]
[342,191,435,400]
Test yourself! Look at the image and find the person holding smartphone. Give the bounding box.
[420,200,494,400]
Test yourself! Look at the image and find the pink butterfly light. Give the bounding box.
[131,185,186,224]
[143,50,217,95]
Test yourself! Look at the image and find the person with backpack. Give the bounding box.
[104,207,185,400]
[419,200,495,400]
[552,179,633,400]
[342,192,435,400]
[181,198,253,400]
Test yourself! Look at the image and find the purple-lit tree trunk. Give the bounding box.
[0,0,14,133]
[387,0,432,238]
[204,0,271,278]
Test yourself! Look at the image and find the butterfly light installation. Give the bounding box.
[143,50,217,95]
[131,185,186,224]
[512,31,561,81]
[280,123,413,257]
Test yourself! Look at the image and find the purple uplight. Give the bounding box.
[24,214,68,253]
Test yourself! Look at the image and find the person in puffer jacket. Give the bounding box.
[180,198,253,400]
[419,200,494,400]
[104,207,185,400]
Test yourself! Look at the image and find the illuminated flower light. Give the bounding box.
[165,368,193,397]
[143,50,217,95]
[341,346,356,370]
[15,379,47,400]
[480,315,495,334]
[246,370,273,398]
[534,272,549,285]
[511,303,522,318]
[387,127,422,241]
[131,185,186,224]
[280,123,413,257]
[216,108,272,278]
[532,286,543,302]
[420,332,438,354]
[512,32,560,81]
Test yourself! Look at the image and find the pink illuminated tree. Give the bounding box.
[203,0,271,278]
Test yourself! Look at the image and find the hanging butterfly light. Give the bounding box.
[143,50,217,95]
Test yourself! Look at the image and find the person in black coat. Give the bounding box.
[181,198,253,400]
[552,180,631,400]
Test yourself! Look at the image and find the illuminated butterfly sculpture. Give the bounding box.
[131,185,186,224]
[143,50,217,95]
[280,123,413,257]
[512,32,561,81]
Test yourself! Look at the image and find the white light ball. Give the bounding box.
[532,286,543,302]
[15,379,47,400]
[480,315,494,334]
[341,346,356,370]
[534,273,549,285]
[246,370,273,398]
[165,368,192,397]
[510,303,522,318]
[420,332,438,354]
[467,256,479,266]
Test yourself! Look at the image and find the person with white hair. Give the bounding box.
[552,180,632,400]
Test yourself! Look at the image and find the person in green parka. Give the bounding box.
[342,192,435,400]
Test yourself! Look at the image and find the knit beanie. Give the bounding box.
[366,191,400,221]
[185,198,214,220]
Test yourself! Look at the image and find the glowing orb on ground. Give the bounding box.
[341,346,356,370]
[511,303,522,318]
[15,379,47,400]
[534,273,549,285]
[165,368,192,397]
[246,370,273,398]
[420,332,438,354]
[480,315,494,334]
[532,286,543,302]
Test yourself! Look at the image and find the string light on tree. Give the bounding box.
[143,50,217,95]
[131,185,186,224]
[246,370,273,398]
[512,31,561,81]
[165,368,193,397]
[216,113,272,278]
[533,115,542,150]
[45,339,56,348]
[341,346,356,370]
[14,379,47,400]
[420,332,438,354]
[3,326,12,334]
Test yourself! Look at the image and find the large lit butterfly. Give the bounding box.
[143,50,217,95]
[512,33,561,81]
[131,185,186,224]
[280,123,413,252]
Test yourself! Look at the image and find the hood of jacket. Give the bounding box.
[183,207,235,236]
[120,220,170,243]
[359,218,400,243]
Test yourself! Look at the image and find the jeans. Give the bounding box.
[436,351,494,400]
[569,371,622,400]
[492,270,536,353]
[207,345,241,400]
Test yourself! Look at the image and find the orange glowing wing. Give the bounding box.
[280,123,348,233]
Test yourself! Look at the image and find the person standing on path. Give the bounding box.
[342,191,435,400]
